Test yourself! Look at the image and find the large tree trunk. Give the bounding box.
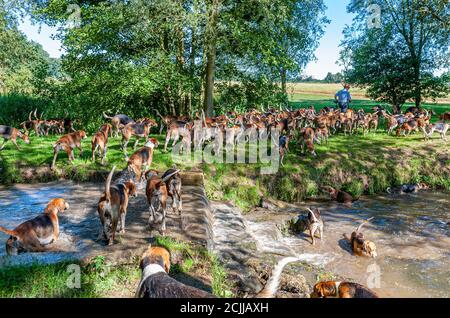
[176,25,185,115]
[203,46,216,117]
[203,0,220,117]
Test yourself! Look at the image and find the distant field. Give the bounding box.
[287,82,450,104]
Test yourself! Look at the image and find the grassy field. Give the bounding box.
[0,236,232,298]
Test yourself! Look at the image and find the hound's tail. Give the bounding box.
[256,257,299,298]
[105,166,116,203]
[201,109,208,127]
[0,226,18,237]
[103,112,113,120]
[356,217,374,233]
[306,208,318,223]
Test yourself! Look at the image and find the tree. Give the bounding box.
[0,3,56,95]
[340,0,449,112]
[24,0,328,126]
[324,72,343,83]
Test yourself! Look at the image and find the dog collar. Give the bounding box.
[142,263,166,278]
[335,281,341,296]
[135,264,166,297]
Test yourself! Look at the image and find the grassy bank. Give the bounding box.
[204,132,449,211]
[0,237,232,298]
[1,128,449,212]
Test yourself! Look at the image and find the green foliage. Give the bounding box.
[323,72,344,83]
[0,0,328,126]
[0,6,60,96]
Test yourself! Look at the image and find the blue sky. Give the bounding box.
[18,0,353,79]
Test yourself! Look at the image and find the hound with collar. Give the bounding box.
[0,198,70,255]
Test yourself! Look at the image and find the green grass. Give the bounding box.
[0,133,194,184]
[286,82,450,104]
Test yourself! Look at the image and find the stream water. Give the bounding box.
[0,182,448,298]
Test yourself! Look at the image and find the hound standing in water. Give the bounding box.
[97,166,137,245]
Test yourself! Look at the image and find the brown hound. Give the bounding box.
[97,166,137,245]
[321,186,359,205]
[145,170,180,235]
[311,281,378,298]
[121,121,156,158]
[344,217,377,258]
[103,112,135,137]
[91,123,112,165]
[51,130,87,170]
[127,138,159,182]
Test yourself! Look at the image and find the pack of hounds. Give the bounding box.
[0,107,448,298]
